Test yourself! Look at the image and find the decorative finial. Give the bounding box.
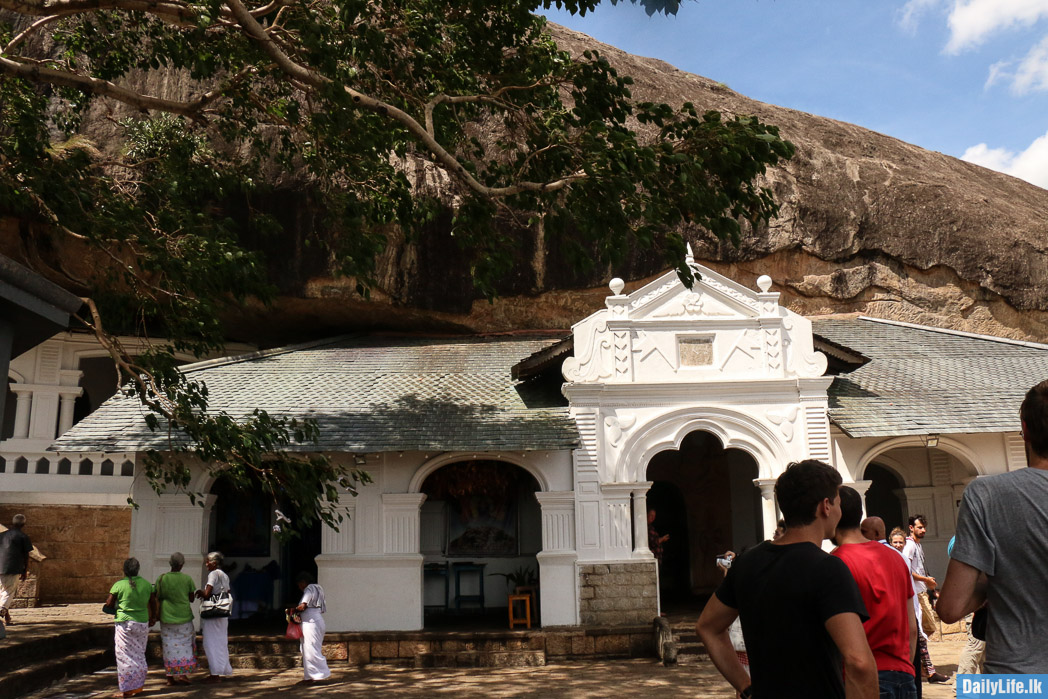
[756,275,773,293]
[609,278,625,296]
[685,242,695,265]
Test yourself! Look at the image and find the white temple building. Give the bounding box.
[4,256,1043,630]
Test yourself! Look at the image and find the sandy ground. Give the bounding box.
[12,604,970,699]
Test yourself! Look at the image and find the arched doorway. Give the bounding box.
[207,475,321,629]
[645,430,762,602]
[418,459,541,628]
[863,463,905,533]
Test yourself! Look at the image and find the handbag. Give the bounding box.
[285,618,303,640]
[199,591,233,619]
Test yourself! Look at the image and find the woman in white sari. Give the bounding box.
[288,572,330,684]
[195,551,233,682]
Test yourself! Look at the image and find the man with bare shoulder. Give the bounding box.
[938,379,1048,674]
[696,460,877,699]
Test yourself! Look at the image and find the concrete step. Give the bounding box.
[0,647,112,699]
[415,650,546,668]
[0,626,110,675]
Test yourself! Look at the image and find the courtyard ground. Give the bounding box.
[10,604,967,698]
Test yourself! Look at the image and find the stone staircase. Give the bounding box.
[0,625,113,699]
[654,613,708,666]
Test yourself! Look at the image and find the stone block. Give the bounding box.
[347,641,371,666]
[399,641,431,658]
[639,585,657,598]
[579,585,594,599]
[595,634,630,656]
[371,641,399,658]
[528,636,545,650]
[323,641,348,660]
[593,564,610,575]
[545,633,572,657]
[629,634,652,657]
[570,634,595,656]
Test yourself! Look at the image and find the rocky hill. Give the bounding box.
[6,23,1048,346]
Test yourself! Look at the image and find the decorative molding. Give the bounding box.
[804,404,831,462]
[604,412,636,448]
[1004,433,1027,472]
[382,493,426,555]
[766,406,799,442]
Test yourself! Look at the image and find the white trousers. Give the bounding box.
[201,616,233,676]
[0,574,18,610]
[300,607,331,680]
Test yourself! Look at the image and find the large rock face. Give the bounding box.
[232,25,1048,344]
[6,24,1048,345]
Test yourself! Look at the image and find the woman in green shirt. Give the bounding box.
[105,558,151,697]
[152,552,198,685]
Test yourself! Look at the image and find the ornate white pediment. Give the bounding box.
[563,251,827,384]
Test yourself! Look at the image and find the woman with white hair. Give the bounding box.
[105,557,151,697]
[287,571,330,684]
[152,552,198,684]
[195,551,233,682]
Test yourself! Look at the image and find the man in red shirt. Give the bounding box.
[833,486,918,699]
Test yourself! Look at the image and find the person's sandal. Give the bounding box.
[928,672,951,684]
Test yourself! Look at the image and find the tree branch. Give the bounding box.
[223,0,588,197]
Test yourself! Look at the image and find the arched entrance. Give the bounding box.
[645,430,762,601]
[207,475,321,629]
[863,463,905,533]
[418,459,541,628]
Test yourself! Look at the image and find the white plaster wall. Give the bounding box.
[832,430,1020,581]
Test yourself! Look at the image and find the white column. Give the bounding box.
[381,493,426,554]
[600,483,635,560]
[12,389,31,439]
[754,478,778,540]
[57,391,80,435]
[152,493,212,584]
[535,491,578,626]
[850,479,872,517]
[631,481,653,557]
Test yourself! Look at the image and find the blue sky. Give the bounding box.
[543,0,1048,189]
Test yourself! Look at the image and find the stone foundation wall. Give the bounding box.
[578,562,658,626]
[0,504,131,603]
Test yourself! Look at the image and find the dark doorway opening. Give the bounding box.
[646,430,762,611]
[207,475,321,632]
[863,463,905,533]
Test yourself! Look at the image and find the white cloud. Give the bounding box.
[899,0,943,34]
[945,0,1048,53]
[985,59,1014,88]
[1012,34,1048,92]
[961,131,1048,189]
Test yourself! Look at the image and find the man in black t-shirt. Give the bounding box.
[696,460,878,699]
[0,514,33,626]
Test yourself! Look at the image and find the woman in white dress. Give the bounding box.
[287,572,330,684]
[196,551,233,682]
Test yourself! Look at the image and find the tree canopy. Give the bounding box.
[0,0,793,534]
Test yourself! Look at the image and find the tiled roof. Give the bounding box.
[52,334,578,454]
[813,317,1048,438]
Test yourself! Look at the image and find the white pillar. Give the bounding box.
[631,481,654,557]
[754,478,778,540]
[850,479,872,517]
[58,392,79,435]
[12,389,31,439]
[535,491,578,626]
[600,483,635,560]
